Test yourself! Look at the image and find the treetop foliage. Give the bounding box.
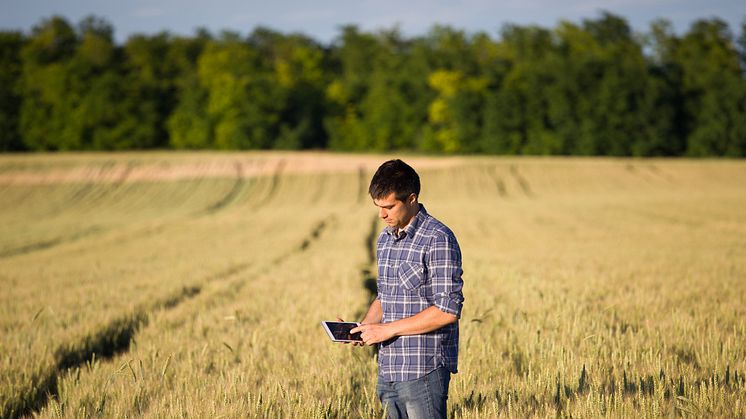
[1,13,745,156]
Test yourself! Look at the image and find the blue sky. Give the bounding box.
[1,0,744,44]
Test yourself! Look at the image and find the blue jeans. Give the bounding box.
[376,367,451,419]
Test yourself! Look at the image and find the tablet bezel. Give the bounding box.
[321,321,362,343]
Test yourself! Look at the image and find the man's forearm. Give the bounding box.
[361,299,383,324]
[351,304,458,345]
[388,306,457,337]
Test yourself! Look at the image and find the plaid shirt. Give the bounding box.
[376,204,464,382]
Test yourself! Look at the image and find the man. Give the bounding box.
[349,159,465,419]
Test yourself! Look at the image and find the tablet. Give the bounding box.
[321,321,362,342]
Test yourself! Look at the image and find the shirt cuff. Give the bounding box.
[434,294,463,319]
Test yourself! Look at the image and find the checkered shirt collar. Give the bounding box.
[385,204,427,240]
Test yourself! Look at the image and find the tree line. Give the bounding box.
[1,13,745,155]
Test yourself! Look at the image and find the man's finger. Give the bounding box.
[350,325,363,334]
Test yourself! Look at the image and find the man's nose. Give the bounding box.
[379,208,386,218]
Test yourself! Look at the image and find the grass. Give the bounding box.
[0,152,744,418]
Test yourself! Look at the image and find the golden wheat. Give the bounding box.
[0,153,743,418]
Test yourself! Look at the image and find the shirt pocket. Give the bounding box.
[397,261,425,291]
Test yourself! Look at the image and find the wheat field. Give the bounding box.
[0,152,745,418]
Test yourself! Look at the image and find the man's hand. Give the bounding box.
[349,323,395,345]
[336,317,364,346]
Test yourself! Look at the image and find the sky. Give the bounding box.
[1,0,744,44]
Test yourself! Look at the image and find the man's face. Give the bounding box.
[373,192,418,230]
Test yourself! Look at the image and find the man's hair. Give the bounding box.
[368,159,421,201]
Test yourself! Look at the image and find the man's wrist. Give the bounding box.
[385,321,400,338]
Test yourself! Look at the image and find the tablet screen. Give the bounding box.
[322,321,363,342]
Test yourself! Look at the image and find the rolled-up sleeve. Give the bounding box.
[428,231,464,318]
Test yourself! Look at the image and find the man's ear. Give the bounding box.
[409,193,417,204]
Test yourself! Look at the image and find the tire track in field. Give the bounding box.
[0,226,104,260]
[488,165,509,198]
[355,214,380,320]
[3,160,265,261]
[509,165,534,197]
[0,182,35,209]
[6,211,338,418]
[202,162,245,215]
[624,163,651,182]
[43,161,118,216]
[299,219,330,251]
[357,165,368,205]
[167,215,337,327]
[624,162,668,185]
[310,172,327,205]
[2,163,210,260]
[76,161,137,211]
[7,285,202,419]
[75,161,134,211]
[187,216,336,312]
[0,215,178,262]
[0,163,139,260]
[11,215,337,418]
[267,215,335,268]
[626,207,704,228]
[252,159,286,209]
[68,161,117,203]
[350,213,381,361]
[645,163,677,184]
[0,214,177,261]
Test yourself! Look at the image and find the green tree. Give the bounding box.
[580,12,648,156]
[0,31,25,150]
[633,19,687,156]
[165,31,212,148]
[419,26,485,153]
[359,29,429,151]
[119,32,178,149]
[481,24,557,154]
[424,69,488,153]
[18,16,134,150]
[18,16,78,150]
[70,16,128,150]
[324,25,380,150]
[185,32,284,149]
[676,19,746,156]
[5,13,745,155]
[250,27,327,149]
